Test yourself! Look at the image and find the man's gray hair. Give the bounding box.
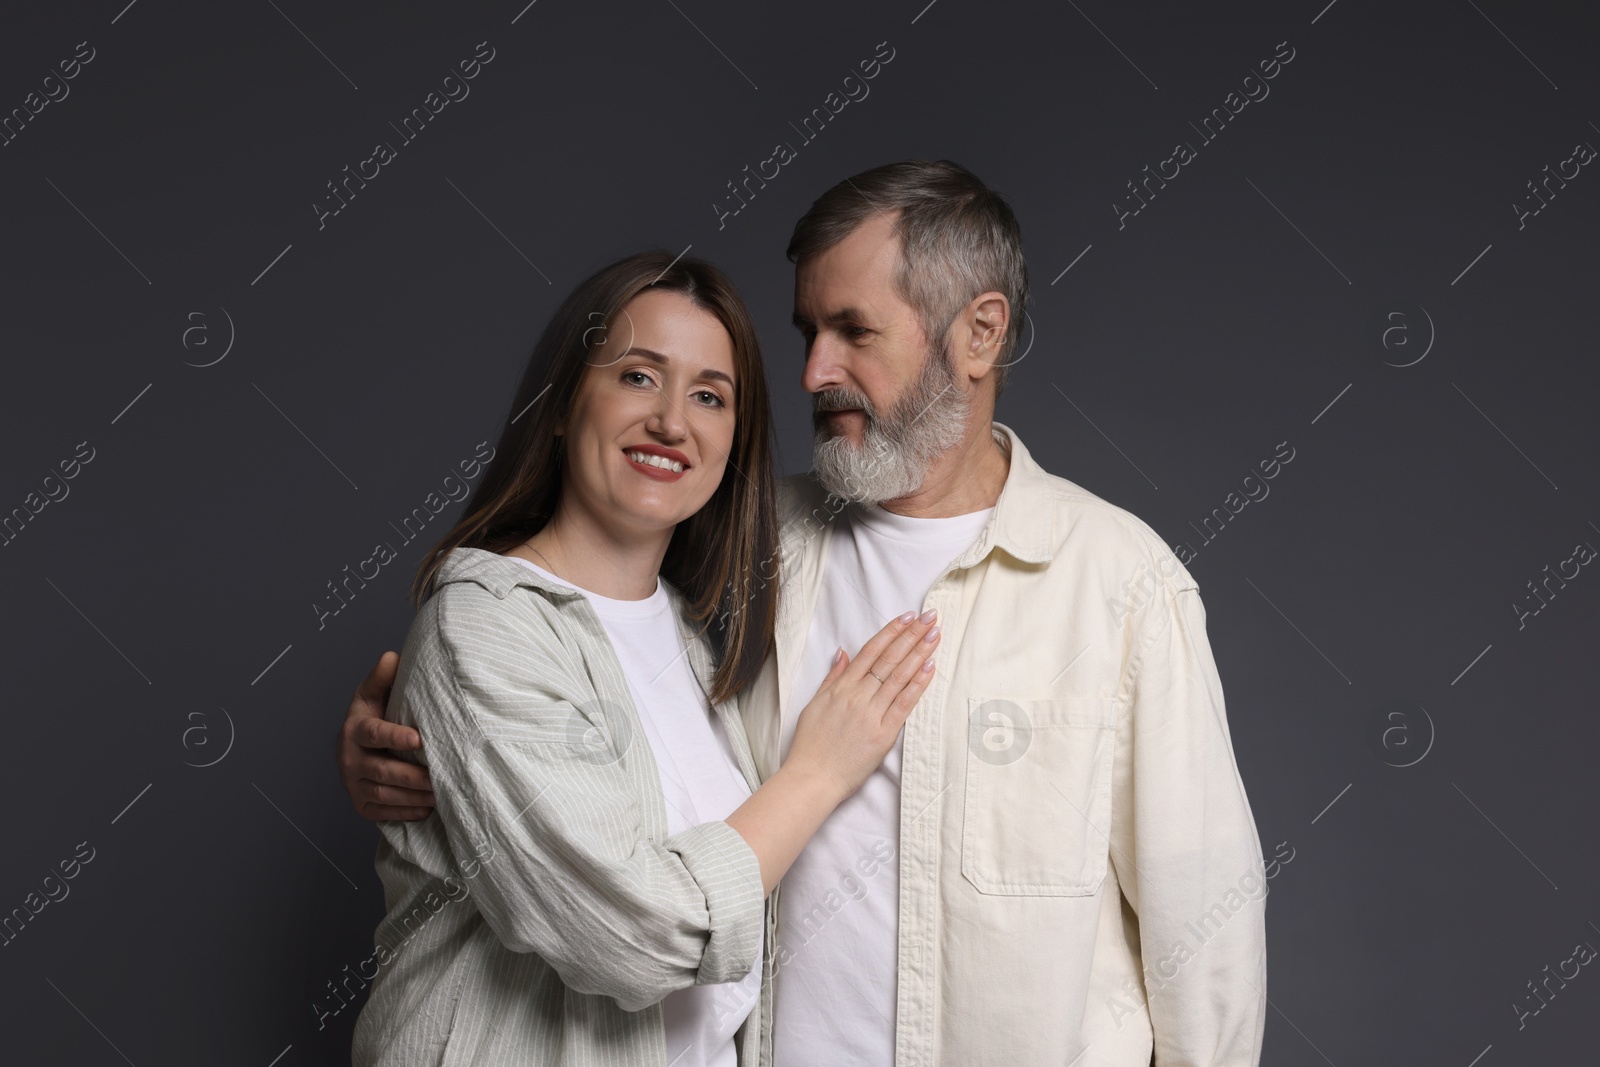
[786,159,1029,397]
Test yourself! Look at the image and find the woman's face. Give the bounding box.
[557,288,738,539]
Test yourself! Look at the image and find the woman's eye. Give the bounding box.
[695,390,726,407]
[622,371,653,387]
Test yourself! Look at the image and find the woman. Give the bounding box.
[350,250,941,1066]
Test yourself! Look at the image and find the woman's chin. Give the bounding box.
[611,502,705,533]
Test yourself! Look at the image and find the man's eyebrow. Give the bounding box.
[792,307,870,329]
[620,347,735,388]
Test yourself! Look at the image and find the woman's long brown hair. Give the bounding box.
[409,250,779,706]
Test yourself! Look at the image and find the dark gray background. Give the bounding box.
[2,0,1597,1063]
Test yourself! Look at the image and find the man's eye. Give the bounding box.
[845,326,869,338]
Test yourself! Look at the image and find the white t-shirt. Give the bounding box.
[772,502,992,1066]
[506,556,761,1067]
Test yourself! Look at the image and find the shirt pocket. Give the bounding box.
[436,963,481,1066]
[960,696,1116,896]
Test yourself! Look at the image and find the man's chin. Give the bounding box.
[816,474,875,505]
[816,411,867,438]
[813,452,921,506]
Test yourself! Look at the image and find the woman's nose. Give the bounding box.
[647,393,687,440]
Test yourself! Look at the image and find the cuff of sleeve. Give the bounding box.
[665,818,765,985]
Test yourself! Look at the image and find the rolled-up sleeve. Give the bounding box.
[395,583,765,1012]
[1110,579,1268,1065]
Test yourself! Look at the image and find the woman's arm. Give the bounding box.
[398,585,765,1012]
[725,608,942,894]
[393,584,939,1008]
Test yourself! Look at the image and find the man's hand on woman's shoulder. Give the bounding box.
[335,650,437,821]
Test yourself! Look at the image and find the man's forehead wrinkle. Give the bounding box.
[795,298,882,328]
[798,274,882,313]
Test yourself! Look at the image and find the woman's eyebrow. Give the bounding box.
[621,347,735,388]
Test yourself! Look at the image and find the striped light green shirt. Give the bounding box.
[352,546,769,1066]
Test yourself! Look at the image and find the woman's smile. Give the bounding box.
[623,444,691,481]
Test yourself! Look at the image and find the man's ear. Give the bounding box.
[960,291,1011,380]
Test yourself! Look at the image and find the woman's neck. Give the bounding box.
[505,509,670,601]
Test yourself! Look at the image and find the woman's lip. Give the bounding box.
[622,446,691,467]
[624,452,687,480]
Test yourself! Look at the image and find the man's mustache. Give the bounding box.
[814,391,874,417]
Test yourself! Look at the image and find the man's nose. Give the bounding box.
[800,336,845,394]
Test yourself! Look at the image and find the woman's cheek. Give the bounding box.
[700,453,732,497]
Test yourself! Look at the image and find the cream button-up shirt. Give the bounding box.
[741,422,1268,1066]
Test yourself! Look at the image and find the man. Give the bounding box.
[337,160,1268,1065]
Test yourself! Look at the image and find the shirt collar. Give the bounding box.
[433,546,591,601]
[951,421,1056,568]
[431,545,731,722]
[432,545,701,643]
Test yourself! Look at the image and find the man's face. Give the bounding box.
[792,212,970,505]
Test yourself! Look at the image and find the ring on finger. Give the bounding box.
[867,670,886,684]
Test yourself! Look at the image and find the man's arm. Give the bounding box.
[1110,580,1268,1065]
[335,650,436,820]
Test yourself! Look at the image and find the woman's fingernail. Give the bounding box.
[918,608,937,624]
[921,658,935,672]
[924,626,941,643]
[898,611,915,624]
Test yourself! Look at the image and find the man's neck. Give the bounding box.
[878,421,1011,519]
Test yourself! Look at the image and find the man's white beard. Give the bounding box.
[811,337,971,505]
